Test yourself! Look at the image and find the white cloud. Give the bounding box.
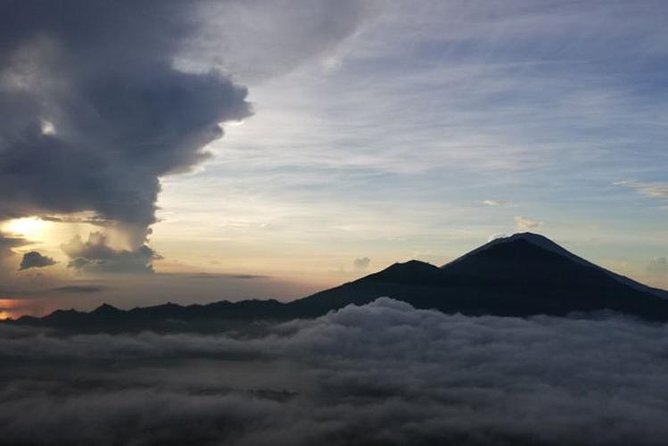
[514,216,543,231]
[482,200,513,207]
[487,233,510,242]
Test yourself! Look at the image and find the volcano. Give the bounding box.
[290,233,668,319]
[11,233,668,331]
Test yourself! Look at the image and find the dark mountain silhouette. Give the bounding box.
[297,233,668,318]
[8,233,668,331]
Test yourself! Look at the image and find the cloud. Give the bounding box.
[487,233,510,242]
[40,215,113,227]
[186,273,268,280]
[18,251,56,271]
[178,0,380,82]
[0,1,251,230]
[1,298,667,445]
[50,286,106,294]
[62,233,159,274]
[0,0,371,272]
[353,256,371,270]
[0,233,27,252]
[482,200,512,207]
[616,181,668,200]
[647,257,668,277]
[514,215,543,231]
[0,233,29,278]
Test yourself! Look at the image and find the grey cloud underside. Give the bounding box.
[1,298,667,446]
[0,234,27,252]
[0,234,28,278]
[62,232,159,274]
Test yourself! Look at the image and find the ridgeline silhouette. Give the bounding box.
[9,233,668,332]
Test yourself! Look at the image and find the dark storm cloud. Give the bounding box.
[1,298,667,445]
[0,0,251,230]
[0,0,375,271]
[0,0,251,275]
[18,251,56,270]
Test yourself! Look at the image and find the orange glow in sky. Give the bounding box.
[0,299,21,320]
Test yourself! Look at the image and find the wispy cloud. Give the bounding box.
[353,256,371,271]
[647,257,668,277]
[616,181,668,199]
[514,216,543,231]
[482,200,513,207]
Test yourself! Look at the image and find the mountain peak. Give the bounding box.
[497,232,552,242]
[92,303,121,315]
[367,259,442,284]
[443,232,586,268]
[491,232,568,251]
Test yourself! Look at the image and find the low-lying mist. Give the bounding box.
[1,298,667,446]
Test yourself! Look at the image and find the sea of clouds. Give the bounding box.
[1,297,667,445]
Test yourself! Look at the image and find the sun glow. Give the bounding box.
[40,119,56,135]
[0,299,19,320]
[2,217,46,239]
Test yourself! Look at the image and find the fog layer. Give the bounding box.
[1,298,667,445]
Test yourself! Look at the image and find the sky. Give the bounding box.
[0,0,667,316]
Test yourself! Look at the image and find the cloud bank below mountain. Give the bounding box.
[1,298,667,445]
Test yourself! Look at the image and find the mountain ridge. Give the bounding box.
[6,233,668,331]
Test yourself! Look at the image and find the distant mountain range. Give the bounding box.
[8,233,668,331]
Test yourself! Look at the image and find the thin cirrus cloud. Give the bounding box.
[211,1,668,176]
[616,181,668,199]
[192,0,668,275]
[482,200,513,207]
